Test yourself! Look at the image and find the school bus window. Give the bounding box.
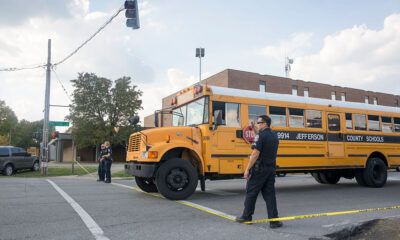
[212,101,225,125]
[368,115,380,131]
[173,105,186,126]
[186,97,209,126]
[328,114,340,131]
[306,110,322,128]
[394,118,400,133]
[248,105,267,124]
[203,97,209,124]
[289,108,305,128]
[354,114,367,131]
[270,106,286,127]
[345,113,353,130]
[381,116,393,133]
[226,103,241,127]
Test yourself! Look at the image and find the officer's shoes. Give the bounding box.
[104,180,111,183]
[269,221,283,229]
[96,179,104,182]
[235,216,252,224]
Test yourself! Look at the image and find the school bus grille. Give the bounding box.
[129,134,141,152]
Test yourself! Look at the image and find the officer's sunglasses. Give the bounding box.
[257,121,266,124]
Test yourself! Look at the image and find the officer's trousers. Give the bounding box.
[104,160,112,182]
[242,167,278,219]
[98,160,105,181]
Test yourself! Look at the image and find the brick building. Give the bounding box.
[144,69,400,127]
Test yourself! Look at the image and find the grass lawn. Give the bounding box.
[111,170,134,178]
[7,166,98,177]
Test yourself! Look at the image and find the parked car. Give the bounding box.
[0,146,40,176]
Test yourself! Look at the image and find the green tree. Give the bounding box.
[67,73,143,149]
[0,99,18,144]
[12,120,43,148]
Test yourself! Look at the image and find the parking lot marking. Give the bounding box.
[112,182,236,221]
[47,180,110,240]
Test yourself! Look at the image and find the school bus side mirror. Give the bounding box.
[128,115,140,126]
[212,110,223,130]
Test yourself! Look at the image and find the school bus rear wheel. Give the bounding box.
[135,177,158,193]
[320,172,341,184]
[363,158,387,188]
[155,158,198,200]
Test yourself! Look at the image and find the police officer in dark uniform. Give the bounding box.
[103,141,112,183]
[236,115,283,229]
[97,144,106,182]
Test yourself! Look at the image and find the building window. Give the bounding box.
[395,99,399,107]
[341,92,346,101]
[292,85,298,96]
[259,81,266,92]
[304,87,309,97]
[365,96,369,104]
[373,97,378,105]
[331,91,336,101]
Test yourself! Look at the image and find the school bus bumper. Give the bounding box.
[125,162,156,178]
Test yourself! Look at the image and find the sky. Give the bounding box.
[0,0,399,131]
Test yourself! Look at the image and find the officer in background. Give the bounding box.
[236,115,283,229]
[102,141,112,183]
[97,144,106,182]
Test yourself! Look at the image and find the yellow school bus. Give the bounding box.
[27,147,39,157]
[125,85,400,200]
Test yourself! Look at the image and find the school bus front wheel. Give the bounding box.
[135,177,158,193]
[155,158,198,200]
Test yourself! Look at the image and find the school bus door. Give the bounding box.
[326,112,345,159]
[210,101,244,174]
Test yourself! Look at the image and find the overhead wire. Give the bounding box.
[0,64,46,72]
[0,4,125,71]
[51,68,72,102]
[53,4,125,68]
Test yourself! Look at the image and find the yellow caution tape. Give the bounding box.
[73,160,96,176]
[245,205,400,224]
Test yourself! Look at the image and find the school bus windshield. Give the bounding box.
[172,96,209,126]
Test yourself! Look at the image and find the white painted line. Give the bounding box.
[47,179,110,240]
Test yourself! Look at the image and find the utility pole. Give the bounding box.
[41,39,51,176]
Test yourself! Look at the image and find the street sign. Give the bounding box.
[242,126,256,144]
[49,121,69,127]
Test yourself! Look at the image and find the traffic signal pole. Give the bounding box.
[41,39,51,176]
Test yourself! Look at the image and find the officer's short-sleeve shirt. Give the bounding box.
[104,148,112,161]
[251,128,279,167]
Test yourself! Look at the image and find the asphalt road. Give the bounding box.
[1,172,400,240]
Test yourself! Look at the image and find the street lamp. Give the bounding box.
[195,48,205,84]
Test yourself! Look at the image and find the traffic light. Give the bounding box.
[125,0,140,29]
[51,131,59,139]
[33,132,41,140]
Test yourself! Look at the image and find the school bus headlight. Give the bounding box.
[142,151,158,159]
[148,151,158,159]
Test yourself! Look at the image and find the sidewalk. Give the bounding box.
[48,162,125,178]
